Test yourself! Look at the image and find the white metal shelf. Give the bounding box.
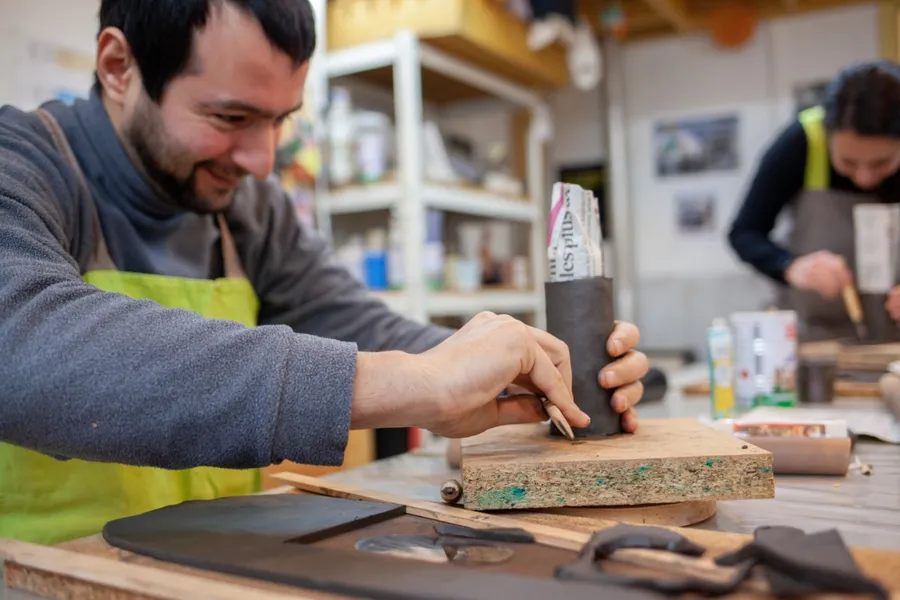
[313,24,551,328]
[371,290,539,318]
[424,183,537,222]
[324,182,539,222]
[427,290,539,316]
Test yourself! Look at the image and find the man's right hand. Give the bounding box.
[349,312,590,439]
[784,250,853,299]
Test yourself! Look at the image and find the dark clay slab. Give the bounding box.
[102,494,659,600]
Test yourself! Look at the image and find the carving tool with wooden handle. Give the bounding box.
[842,284,868,341]
[542,397,574,440]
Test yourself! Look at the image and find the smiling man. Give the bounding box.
[0,0,649,545]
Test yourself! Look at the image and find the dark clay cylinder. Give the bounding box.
[860,293,900,344]
[545,276,622,438]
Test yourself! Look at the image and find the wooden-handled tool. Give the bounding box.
[541,398,574,440]
[842,284,868,341]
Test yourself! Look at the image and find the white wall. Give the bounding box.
[617,2,880,354]
[0,0,100,107]
[625,2,880,281]
[547,83,606,170]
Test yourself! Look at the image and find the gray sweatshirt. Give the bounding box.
[0,91,452,470]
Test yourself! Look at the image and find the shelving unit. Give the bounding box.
[313,27,553,328]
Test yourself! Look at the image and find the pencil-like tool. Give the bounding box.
[842,284,868,341]
[541,398,574,440]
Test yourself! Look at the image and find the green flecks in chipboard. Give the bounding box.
[757,467,772,474]
[557,496,566,505]
[476,486,527,508]
[705,458,720,467]
[631,465,652,482]
[703,487,712,493]
[596,478,607,486]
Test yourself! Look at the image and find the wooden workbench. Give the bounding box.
[0,438,894,600]
[3,365,900,599]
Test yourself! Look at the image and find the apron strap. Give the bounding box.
[33,108,117,272]
[215,214,248,280]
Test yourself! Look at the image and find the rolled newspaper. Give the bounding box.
[547,182,603,282]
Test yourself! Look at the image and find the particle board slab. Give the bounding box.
[460,418,774,511]
[837,343,900,371]
[680,378,882,398]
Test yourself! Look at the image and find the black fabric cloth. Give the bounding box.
[558,523,888,598]
[555,524,754,596]
[715,526,888,599]
[727,119,900,285]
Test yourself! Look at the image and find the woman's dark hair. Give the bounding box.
[96,0,316,102]
[823,59,900,137]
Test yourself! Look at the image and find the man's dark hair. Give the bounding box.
[96,0,316,102]
[824,59,900,137]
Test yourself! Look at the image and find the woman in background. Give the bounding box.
[728,59,900,341]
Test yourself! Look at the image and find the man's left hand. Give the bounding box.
[601,321,649,433]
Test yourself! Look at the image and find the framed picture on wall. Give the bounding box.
[653,114,739,177]
[558,163,609,240]
[674,190,717,238]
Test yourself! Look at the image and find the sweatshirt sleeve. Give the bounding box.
[0,112,356,470]
[232,178,454,354]
[727,120,807,284]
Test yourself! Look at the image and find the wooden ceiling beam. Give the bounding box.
[642,0,698,32]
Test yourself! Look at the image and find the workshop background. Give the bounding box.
[0,0,894,469]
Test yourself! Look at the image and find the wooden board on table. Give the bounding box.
[459,419,774,511]
[6,472,900,600]
[680,379,882,398]
[505,500,718,528]
[836,343,900,371]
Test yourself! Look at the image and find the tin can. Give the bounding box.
[730,310,798,411]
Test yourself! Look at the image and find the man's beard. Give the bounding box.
[122,100,234,214]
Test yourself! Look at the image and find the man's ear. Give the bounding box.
[95,27,137,106]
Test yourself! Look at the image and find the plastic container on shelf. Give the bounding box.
[327,87,355,186]
[364,229,388,291]
[353,111,392,184]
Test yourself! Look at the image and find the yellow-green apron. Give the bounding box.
[0,109,262,545]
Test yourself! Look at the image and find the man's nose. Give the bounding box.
[231,125,278,179]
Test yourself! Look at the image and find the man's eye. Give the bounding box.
[215,114,246,125]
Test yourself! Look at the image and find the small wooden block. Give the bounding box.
[460,418,774,511]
